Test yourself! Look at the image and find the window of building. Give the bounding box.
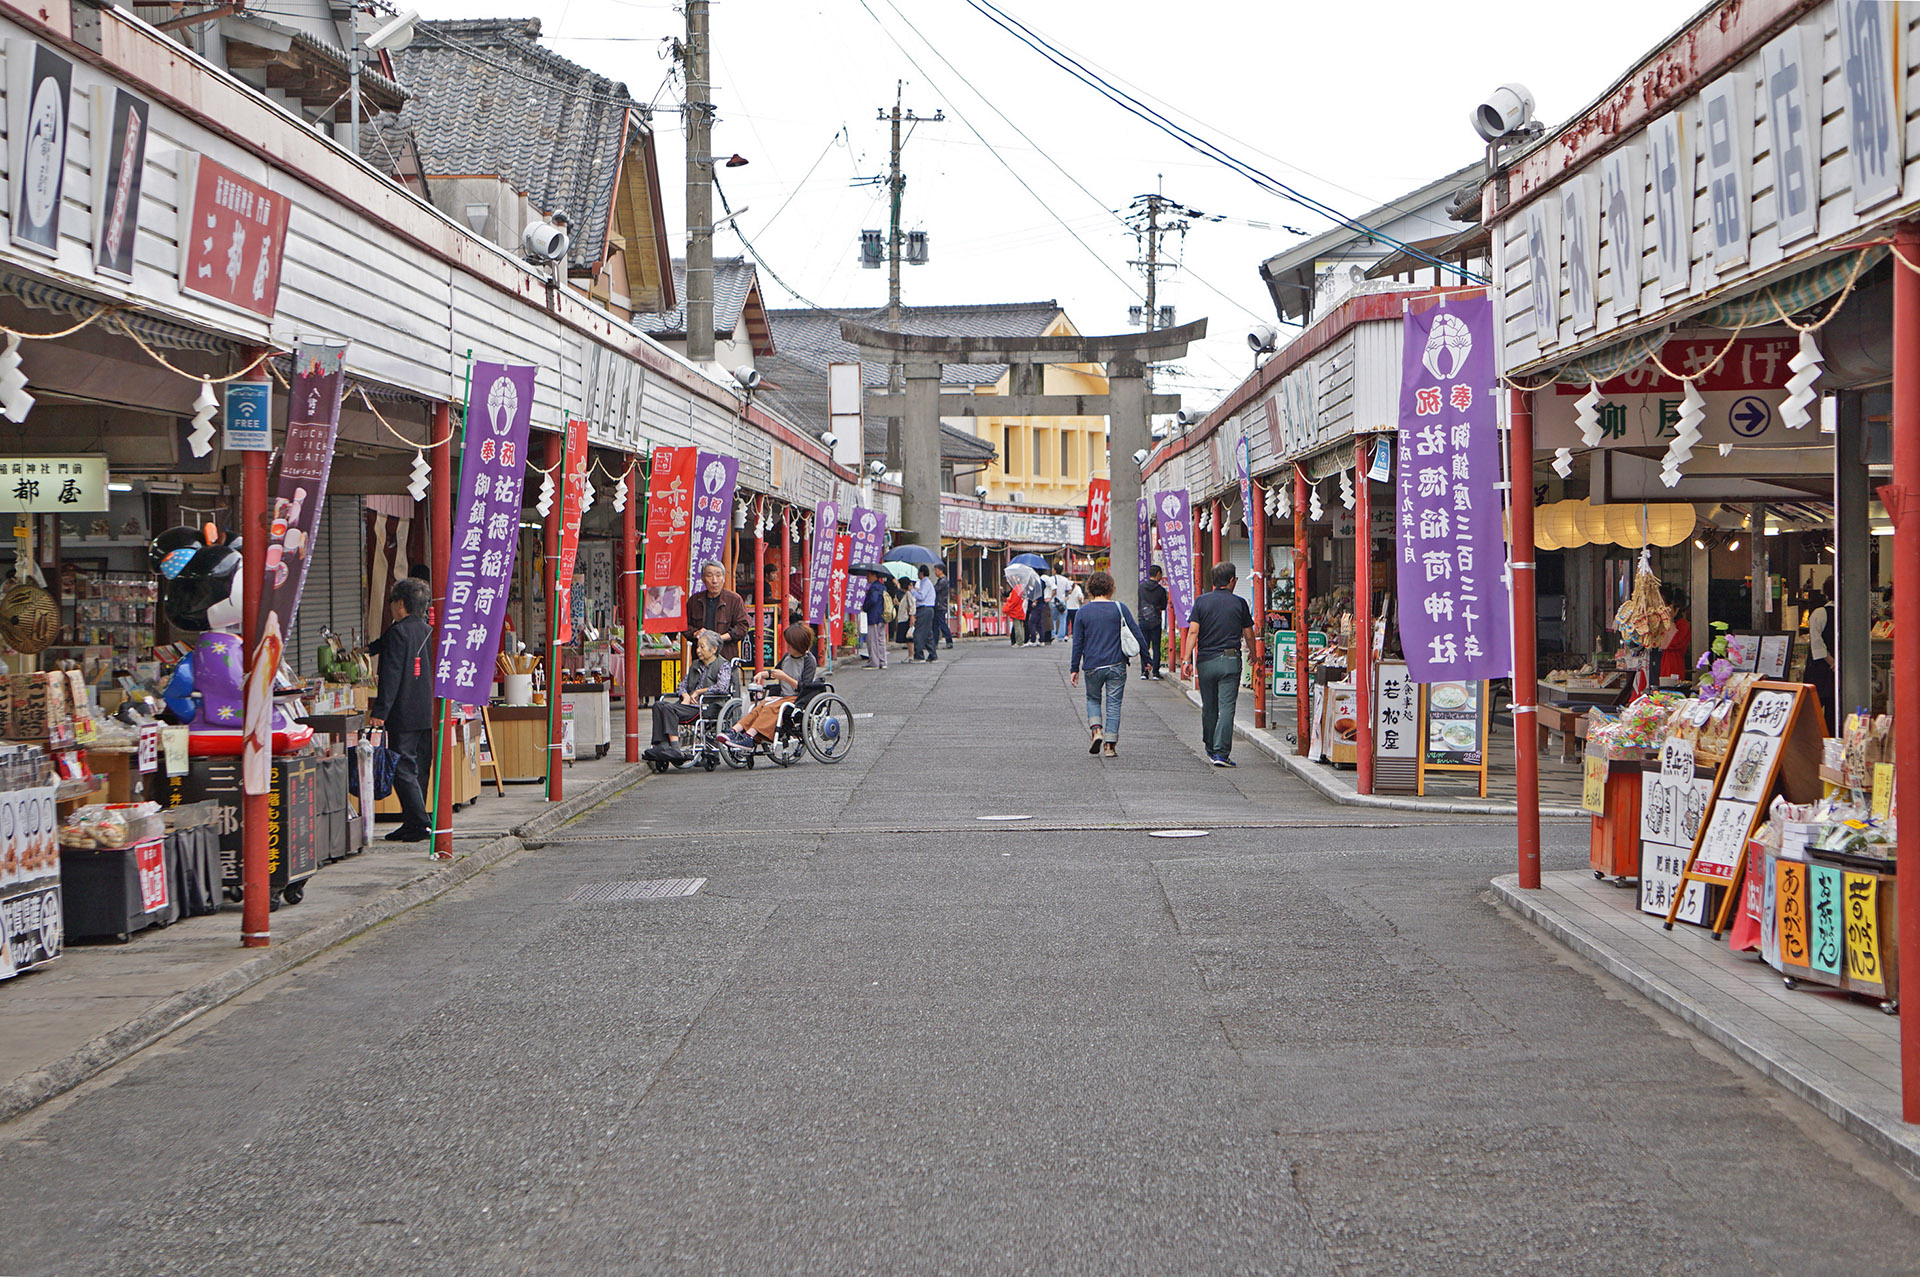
[1002,426,1014,473]
[1061,432,1073,476]
[1033,430,1046,477]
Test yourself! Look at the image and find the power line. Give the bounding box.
[966,2,1485,285]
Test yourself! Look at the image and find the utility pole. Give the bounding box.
[868,85,942,470]
[1126,184,1191,393]
[683,0,715,365]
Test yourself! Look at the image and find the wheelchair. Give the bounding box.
[717,670,856,768]
[642,684,746,773]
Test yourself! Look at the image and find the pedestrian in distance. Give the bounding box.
[934,564,954,649]
[1138,564,1169,680]
[1070,570,1147,759]
[366,576,435,843]
[887,574,911,647]
[1182,561,1254,767]
[861,569,889,669]
[911,564,939,662]
[1064,576,1084,637]
[1049,566,1069,639]
[1026,573,1053,646]
[1003,585,1026,646]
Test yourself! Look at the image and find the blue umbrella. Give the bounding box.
[1009,552,1049,571]
[883,543,940,567]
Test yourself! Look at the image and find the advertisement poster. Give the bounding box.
[687,451,740,584]
[178,154,290,319]
[8,41,70,257]
[554,419,587,644]
[643,445,697,634]
[91,86,150,278]
[1151,488,1195,629]
[1423,679,1484,766]
[135,838,168,914]
[805,500,839,626]
[848,506,888,568]
[1395,297,1511,683]
[259,340,347,639]
[827,534,852,644]
[433,362,537,704]
[1085,477,1111,548]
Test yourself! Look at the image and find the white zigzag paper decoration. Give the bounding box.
[1781,329,1824,430]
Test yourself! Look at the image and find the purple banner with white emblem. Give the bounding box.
[687,451,739,585]
[1136,496,1151,582]
[1151,488,1195,630]
[1394,296,1510,683]
[435,362,537,706]
[848,505,888,568]
[805,500,839,626]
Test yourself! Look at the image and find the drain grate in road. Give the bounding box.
[566,878,707,903]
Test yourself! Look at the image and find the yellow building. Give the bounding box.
[969,311,1109,508]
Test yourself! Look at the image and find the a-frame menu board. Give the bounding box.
[1664,681,1824,937]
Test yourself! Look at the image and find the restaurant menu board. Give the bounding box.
[1423,681,1483,766]
[1373,661,1416,762]
[1638,735,1711,922]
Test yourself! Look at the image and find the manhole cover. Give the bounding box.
[1148,830,1210,839]
[566,878,707,902]
[976,814,1031,821]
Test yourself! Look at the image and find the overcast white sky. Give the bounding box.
[407,0,1705,412]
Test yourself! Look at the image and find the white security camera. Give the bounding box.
[1247,325,1279,355]
[732,366,762,390]
[821,431,838,448]
[974,484,989,499]
[1472,83,1537,142]
[1176,408,1203,427]
[365,7,418,51]
[1131,448,1149,466]
[869,459,886,477]
[522,217,570,263]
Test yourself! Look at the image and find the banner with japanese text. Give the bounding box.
[805,500,838,626]
[687,451,739,584]
[1395,296,1510,683]
[1136,496,1151,582]
[1152,488,1195,629]
[260,339,346,640]
[1235,435,1253,537]
[1085,478,1110,547]
[554,419,587,645]
[848,505,887,567]
[827,534,852,644]
[433,362,536,705]
[643,445,696,634]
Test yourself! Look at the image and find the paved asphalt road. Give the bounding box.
[5,641,1920,1274]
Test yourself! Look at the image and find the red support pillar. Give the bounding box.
[1509,389,1541,890]
[1354,441,1374,796]
[428,401,454,860]
[1892,222,1920,1121]
[780,508,793,628]
[1210,500,1223,569]
[622,461,640,763]
[753,499,767,674]
[543,430,562,802]
[1251,479,1267,730]
[240,418,269,948]
[1293,467,1309,756]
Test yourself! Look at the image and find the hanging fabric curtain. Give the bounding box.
[1688,246,1888,329]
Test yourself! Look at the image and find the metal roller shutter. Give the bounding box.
[286,494,365,679]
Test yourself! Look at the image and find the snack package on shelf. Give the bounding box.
[59,800,163,849]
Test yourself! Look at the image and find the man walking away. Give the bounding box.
[862,569,889,669]
[934,565,954,649]
[366,577,435,842]
[1183,561,1254,767]
[1138,565,1169,680]
[1028,574,1054,646]
[911,564,939,662]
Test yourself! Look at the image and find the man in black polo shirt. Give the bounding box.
[1137,564,1169,680]
[1182,561,1254,767]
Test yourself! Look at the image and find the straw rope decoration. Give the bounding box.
[0,305,123,342]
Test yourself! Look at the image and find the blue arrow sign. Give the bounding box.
[1729,396,1771,438]
[223,378,273,452]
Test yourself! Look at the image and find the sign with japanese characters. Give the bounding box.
[91,86,150,278]
[1777,860,1809,970]
[1085,477,1110,548]
[687,451,740,586]
[642,445,695,634]
[1844,872,1884,989]
[1842,0,1902,212]
[848,505,887,569]
[805,501,839,626]
[135,838,168,914]
[259,340,345,640]
[1395,297,1510,683]
[0,455,108,512]
[1373,659,1416,762]
[8,41,70,258]
[1235,434,1253,537]
[1152,488,1195,630]
[553,419,587,645]
[827,533,852,645]
[434,362,537,705]
[179,154,290,319]
[1808,863,1843,976]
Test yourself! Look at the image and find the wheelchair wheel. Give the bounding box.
[767,732,804,767]
[717,698,752,769]
[702,750,718,772]
[802,693,854,764]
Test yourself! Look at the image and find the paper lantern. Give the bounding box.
[1532,510,1561,551]
[1541,501,1587,549]
[1642,503,1697,547]
[1573,500,1612,545]
[1606,504,1647,549]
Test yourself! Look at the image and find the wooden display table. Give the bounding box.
[486,705,551,783]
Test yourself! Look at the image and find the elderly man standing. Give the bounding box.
[686,560,749,659]
[911,565,939,663]
[367,577,435,843]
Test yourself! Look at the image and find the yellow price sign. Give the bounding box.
[1582,754,1607,815]
[1872,763,1895,820]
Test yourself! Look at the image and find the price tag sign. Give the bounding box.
[1872,762,1894,820]
[137,723,159,773]
[1582,753,1607,814]
[161,726,190,777]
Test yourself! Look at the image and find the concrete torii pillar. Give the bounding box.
[900,360,944,553]
[1104,362,1149,593]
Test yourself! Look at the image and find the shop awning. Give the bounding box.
[0,273,234,353]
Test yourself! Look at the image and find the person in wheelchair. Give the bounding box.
[720,622,818,750]
[646,629,733,763]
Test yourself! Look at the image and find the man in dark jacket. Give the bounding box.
[861,570,889,669]
[1137,565,1169,680]
[685,560,750,658]
[933,566,954,649]
[367,576,435,843]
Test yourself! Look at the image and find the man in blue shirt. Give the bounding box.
[911,565,939,662]
[1182,561,1254,767]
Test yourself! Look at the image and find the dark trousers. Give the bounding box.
[1804,657,1838,735]
[1197,653,1242,758]
[1140,621,1163,676]
[389,728,433,834]
[913,606,938,660]
[651,699,698,745]
[1031,603,1053,644]
[936,607,953,646]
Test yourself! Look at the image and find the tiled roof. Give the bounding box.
[761,301,1063,463]
[634,258,773,356]
[377,18,640,269]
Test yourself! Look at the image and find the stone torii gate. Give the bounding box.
[841,318,1206,591]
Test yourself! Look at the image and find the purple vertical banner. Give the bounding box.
[687,451,740,582]
[1235,433,1253,538]
[1136,496,1151,582]
[848,505,888,567]
[1152,488,1195,629]
[259,339,347,637]
[435,362,538,706]
[805,499,838,626]
[1395,295,1510,683]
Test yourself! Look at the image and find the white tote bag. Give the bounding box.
[1117,602,1140,657]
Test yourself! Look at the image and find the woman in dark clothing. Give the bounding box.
[647,630,731,761]
[1068,571,1147,758]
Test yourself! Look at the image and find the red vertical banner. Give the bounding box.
[827,534,852,645]
[554,420,587,644]
[1085,477,1111,547]
[643,445,696,634]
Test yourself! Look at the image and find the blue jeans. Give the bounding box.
[1084,663,1127,737]
[1197,653,1242,758]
